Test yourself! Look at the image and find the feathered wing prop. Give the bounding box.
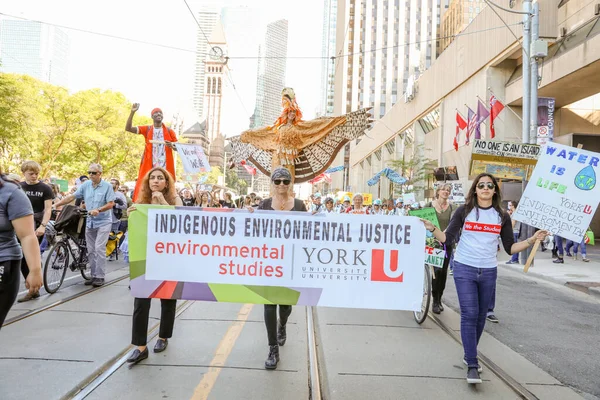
[229,108,372,183]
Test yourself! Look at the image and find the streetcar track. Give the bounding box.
[428,312,541,400]
[2,273,130,327]
[64,300,194,400]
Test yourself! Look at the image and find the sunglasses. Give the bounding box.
[88,171,100,175]
[477,182,495,190]
[273,179,291,186]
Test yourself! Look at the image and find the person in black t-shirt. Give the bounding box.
[17,161,54,302]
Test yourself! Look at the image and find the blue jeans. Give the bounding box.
[566,239,587,257]
[487,285,496,315]
[510,233,519,262]
[453,261,498,369]
[555,236,564,256]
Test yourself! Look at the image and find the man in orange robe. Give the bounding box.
[126,103,178,201]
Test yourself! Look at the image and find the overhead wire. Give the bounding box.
[180,0,250,119]
[0,12,522,62]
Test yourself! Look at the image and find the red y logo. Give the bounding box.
[371,249,403,282]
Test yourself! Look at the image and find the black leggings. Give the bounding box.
[0,259,22,329]
[131,298,177,346]
[264,304,292,346]
[432,246,452,302]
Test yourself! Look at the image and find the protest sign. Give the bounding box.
[434,182,464,203]
[403,193,416,204]
[176,143,211,174]
[362,193,373,205]
[513,143,600,242]
[472,139,540,165]
[408,207,440,229]
[425,246,445,268]
[129,205,426,311]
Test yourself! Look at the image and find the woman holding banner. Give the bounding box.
[248,167,307,370]
[126,167,182,366]
[421,173,548,385]
[426,183,454,315]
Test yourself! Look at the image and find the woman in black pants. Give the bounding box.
[0,170,43,327]
[248,167,307,369]
[126,167,182,365]
[426,183,454,314]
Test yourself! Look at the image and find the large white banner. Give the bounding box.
[513,143,600,242]
[145,209,426,310]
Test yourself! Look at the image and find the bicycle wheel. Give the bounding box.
[43,241,69,294]
[413,264,432,324]
[79,247,91,280]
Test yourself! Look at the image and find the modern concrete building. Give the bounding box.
[192,8,219,121]
[345,0,600,232]
[0,19,69,87]
[439,0,487,53]
[250,20,289,128]
[319,0,338,117]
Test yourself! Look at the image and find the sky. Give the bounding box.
[1,0,326,137]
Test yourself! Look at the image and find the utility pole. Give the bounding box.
[522,0,532,144]
[529,1,540,145]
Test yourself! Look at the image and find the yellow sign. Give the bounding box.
[362,193,373,205]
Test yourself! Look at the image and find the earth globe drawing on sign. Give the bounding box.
[574,165,596,191]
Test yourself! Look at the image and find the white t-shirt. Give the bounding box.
[446,206,514,269]
[152,127,166,168]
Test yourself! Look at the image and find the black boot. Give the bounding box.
[432,299,441,314]
[438,298,444,312]
[277,321,287,346]
[264,345,280,370]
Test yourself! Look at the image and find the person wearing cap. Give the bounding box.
[311,192,324,214]
[323,197,336,213]
[371,199,383,215]
[394,198,406,216]
[246,167,307,370]
[126,103,178,201]
[339,195,352,213]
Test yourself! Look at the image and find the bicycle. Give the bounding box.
[413,263,432,324]
[43,213,91,294]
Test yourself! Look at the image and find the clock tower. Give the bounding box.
[204,21,228,167]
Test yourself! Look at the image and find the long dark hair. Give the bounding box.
[464,173,507,222]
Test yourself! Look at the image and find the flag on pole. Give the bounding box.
[466,107,477,145]
[475,99,490,140]
[489,95,505,139]
[454,111,467,151]
[240,160,256,176]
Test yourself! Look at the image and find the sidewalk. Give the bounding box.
[501,247,600,300]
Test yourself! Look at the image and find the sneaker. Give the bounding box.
[505,260,517,265]
[92,278,105,287]
[582,257,590,263]
[463,358,483,373]
[486,314,499,323]
[17,291,40,303]
[467,367,482,384]
[449,269,453,275]
[553,257,564,264]
[84,279,94,286]
[573,254,578,261]
[566,252,573,258]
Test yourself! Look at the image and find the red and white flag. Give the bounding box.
[466,106,477,145]
[454,111,467,151]
[489,95,505,139]
[240,160,256,176]
[309,173,331,185]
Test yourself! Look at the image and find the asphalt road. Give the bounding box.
[443,266,600,400]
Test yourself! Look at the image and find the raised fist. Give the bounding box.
[131,103,140,112]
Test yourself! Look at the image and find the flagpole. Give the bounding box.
[487,88,523,122]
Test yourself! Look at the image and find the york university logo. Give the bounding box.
[371,249,403,282]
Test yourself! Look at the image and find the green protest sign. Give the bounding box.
[408,207,440,229]
[51,178,69,192]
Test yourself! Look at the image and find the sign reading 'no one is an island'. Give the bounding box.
[472,139,540,165]
[513,143,600,242]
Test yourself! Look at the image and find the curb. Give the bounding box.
[499,263,600,301]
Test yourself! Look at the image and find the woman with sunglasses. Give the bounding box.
[126,167,183,366]
[247,167,307,370]
[421,173,547,385]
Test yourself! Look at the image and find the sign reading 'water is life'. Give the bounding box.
[129,206,426,311]
[513,143,599,242]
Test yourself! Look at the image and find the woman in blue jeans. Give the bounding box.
[421,173,548,385]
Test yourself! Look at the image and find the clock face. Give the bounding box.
[209,46,224,60]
